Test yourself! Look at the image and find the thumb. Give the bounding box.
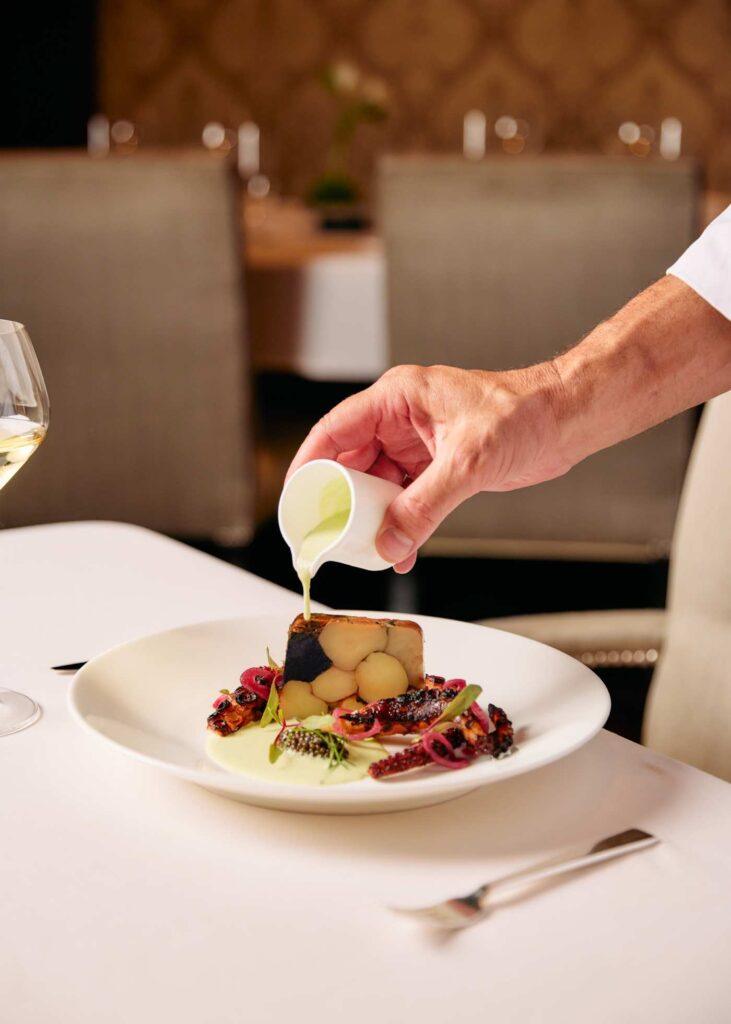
[376,453,476,564]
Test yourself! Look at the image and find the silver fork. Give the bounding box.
[393,828,658,929]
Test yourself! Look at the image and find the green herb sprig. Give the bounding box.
[259,680,285,729]
[430,684,483,733]
[275,726,350,770]
[259,680,350,769]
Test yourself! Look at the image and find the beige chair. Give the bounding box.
[481,393,731,782]
[379,155,699,560]
[0,152,253,541]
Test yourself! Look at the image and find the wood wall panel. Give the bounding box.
[99,0,731,195]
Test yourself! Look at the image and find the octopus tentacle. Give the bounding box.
[368,704,513,779]
[335,680,462,738]
[207,686,267,736]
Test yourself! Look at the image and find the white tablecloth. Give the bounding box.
[247,248,388,382]
[3,522,730,1023]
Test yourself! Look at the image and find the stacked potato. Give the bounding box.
[280,614,424,720]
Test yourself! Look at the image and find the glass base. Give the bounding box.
[0,688,41,736]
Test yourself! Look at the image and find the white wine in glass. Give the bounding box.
[0,320,49,736]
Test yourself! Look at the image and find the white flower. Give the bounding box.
[331,61,360,95]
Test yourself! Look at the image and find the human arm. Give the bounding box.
[288,254,731,573]
[551,274,731,470]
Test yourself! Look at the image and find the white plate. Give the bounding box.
[69,611,610,815]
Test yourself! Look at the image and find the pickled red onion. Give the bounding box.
[469,701,495,734]
[422,730,470,770]
[332,707,383,740]
[239,666,273,701]
[445,678,467,690]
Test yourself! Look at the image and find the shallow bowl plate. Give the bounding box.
[69,611,610,815]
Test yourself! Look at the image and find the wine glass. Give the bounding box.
[0,320,50,735]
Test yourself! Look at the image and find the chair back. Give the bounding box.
[644,393,731,779]
[0,152,252,540]
[379,155,699,560]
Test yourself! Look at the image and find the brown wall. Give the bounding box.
[99,0,731,196]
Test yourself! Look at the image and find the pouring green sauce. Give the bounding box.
[296,476,351,619]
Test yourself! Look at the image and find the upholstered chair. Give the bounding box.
[0,152,253,541]
[481,393,731,782]
[380,154,699,561]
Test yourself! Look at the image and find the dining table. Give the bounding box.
[245,198,387,382]
[3,521,730,1023]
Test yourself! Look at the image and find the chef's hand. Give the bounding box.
[286,363,569,573]
[287,278,731,572]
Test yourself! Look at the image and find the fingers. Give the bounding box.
[286,389,379,481]
[369,451,406,486]
[376,449,476,566]
[394,552,417,574]
[336,440,381,473]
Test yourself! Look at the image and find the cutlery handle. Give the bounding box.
[481,829,658,905]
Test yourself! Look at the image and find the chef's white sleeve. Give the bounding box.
[667,205,731,320]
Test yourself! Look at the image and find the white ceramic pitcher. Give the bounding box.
[278,459,403,578]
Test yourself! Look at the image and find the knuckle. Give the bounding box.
[452,443,484,482]
[400,491,439,532]
[490,382,523,422]
[381,363,424,388]
[314,410,340,445]
[314,410,333,434]
[379,365,403,384]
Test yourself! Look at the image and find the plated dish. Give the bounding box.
[206,612,514,786]
[69,611,610,814]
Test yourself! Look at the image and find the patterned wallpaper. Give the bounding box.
[99,0,731,196]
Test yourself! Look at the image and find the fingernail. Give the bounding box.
[377,527,413,563]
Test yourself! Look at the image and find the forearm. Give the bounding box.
[287,269,731,566]
[550,275,731,468]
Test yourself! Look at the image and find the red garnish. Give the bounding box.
[332,707,383,740]
[469,701,496,734]
[421,729,470,770]
[239,666,275,701]
[274,718,289,747]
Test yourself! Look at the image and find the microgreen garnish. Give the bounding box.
[431,683,483,732]
[320,729,350,770]
[274,725,350,770]
[266,646,282,673]
[260,680,284,729]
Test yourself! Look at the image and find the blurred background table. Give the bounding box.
[245,198,386,382]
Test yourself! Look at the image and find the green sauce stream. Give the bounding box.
[295,477,351,619]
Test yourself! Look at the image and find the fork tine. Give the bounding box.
[389,905,441,919]
[390,899,481,929]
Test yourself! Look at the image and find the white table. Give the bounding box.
[246,232,387,382]
[3,522,730,1023]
